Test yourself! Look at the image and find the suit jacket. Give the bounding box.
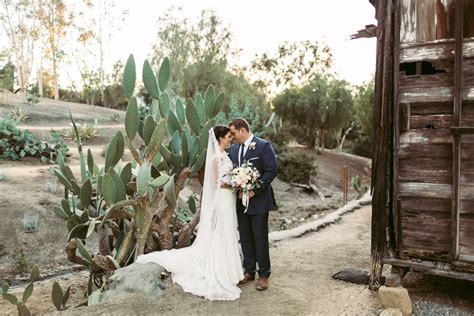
[229,136,278,214]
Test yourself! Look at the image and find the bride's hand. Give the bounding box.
[220,181,232,189]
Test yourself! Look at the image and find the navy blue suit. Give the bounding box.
[229,136,278,278]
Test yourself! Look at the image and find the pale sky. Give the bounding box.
[106,0,376,86]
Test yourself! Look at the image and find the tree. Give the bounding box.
[349,80,374,157]
[149,8,266,114]
[0,0,40,92]
[37,0,72,100]
[249,40,333,100]
[273,75,352,149]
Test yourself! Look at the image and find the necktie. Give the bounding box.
[239,143,245,166]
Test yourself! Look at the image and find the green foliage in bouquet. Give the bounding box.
[49,54,225,303]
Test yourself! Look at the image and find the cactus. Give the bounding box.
[351,175,368,198]
[50,54,225,302]
[1,265,40,316]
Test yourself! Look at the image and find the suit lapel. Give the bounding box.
[243,136,257,162]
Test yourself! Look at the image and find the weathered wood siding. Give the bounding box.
[396,0,474,261]
[400,0,474,44]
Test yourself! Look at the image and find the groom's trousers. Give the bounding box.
[237,210,271,278]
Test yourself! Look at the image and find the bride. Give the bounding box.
[136,125,244,301]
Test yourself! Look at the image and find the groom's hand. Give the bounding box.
[240,190,255,199]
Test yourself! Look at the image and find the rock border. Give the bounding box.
[269,192,372,243]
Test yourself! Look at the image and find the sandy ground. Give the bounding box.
[0,205,380,315]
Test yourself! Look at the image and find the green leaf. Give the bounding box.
[212,91,225,117]
[137,163,151,195]
[159,144,172,163]
[191,149,207,172]
[143,115,156,146]
[175,99,186,124]
[63,165,76,183]
[181,132,189,166]
[204,84,215,118]
[169,130,181,155]
[2,282,9,294]
[188,136,200,167]
[54,170,73,192]
[53,206,69,220]
[87,149,94,174]
[198,118,216,153]
[167,110,182,135]
[149,175,170,188]
[62,285,71,306]
[28,266,39,284]
[187,196,197,214]
[151,99,160,120]
[52,281,63,311]
[80,179,92,208]
[106,255,120,270]
[158,57,170,91]
[56,152,65,173]
[104,137,117,171]
[122,54,136,98]
[86,219,96,238]
[101,173,117,206]
[2,293,18,305]
[67,223,88,241]
[75,239,93,262]
[22,282,33,303]
[146,119,167,162]
[113,131,125,166]
[120,163,132,187]
[159,92,170,118]
[125,97,139,140]
[61,199,71,216]
[143,59,160,99]
[164,175,176,207]
[110,169,126,202]
[195,93,206,125]
[185,99,201,135]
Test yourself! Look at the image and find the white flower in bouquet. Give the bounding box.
[227,161,262,212]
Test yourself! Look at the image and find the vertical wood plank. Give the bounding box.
[401,0,416,43]
[393,0,403,258]
[417,0,436,42]
[436,0,455,39]
[399,103,411,131]
[464,0,474,38]
[452,0,463,261]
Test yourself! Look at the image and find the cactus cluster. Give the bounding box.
[50,55,224,302]
[1,266,40,316]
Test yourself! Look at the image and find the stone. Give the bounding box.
[101,262,167,303]
[378,286,412,316]
[380,308,403,316]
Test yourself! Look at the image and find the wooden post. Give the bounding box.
[340,165,348,205]
[451,0,463,261]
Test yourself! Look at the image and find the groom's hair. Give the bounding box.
[229,118,250,132]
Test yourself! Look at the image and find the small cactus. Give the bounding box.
[1,265,40,316]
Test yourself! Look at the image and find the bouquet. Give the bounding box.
[228,161,262,212]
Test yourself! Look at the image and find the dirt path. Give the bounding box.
[49,205,381,315]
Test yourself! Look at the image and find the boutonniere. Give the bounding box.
[249,142,257,150]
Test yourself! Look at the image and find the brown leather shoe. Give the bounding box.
[238,272,255,284]
[256,277,269,291]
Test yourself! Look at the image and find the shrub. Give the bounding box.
[9,107,29,122]
[277,151,316,183]
[0,117,69,163]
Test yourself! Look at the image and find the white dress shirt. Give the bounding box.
[238,134,254,166]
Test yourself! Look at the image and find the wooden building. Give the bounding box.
[364,0,474,287]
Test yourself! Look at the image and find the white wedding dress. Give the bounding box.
[136,129,244,301]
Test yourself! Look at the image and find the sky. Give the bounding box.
[105,0,377,86]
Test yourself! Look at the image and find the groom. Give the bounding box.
[229,118,278,291]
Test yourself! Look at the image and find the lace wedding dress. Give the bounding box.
[136,129,244,301]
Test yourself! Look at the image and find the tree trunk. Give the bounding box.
[339,122,355,150]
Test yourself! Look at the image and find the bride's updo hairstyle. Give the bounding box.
[213,125,230,144]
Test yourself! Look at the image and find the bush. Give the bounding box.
[260,126,293,154]
[0,117,69,162]
[277,151,316,183]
